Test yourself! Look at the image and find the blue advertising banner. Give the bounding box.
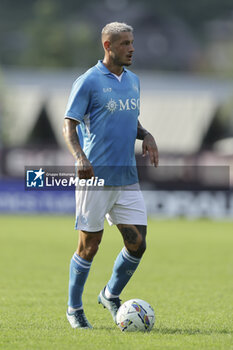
[0,179,232,218]
[0,179,75,213]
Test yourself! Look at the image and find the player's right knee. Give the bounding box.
[84,244,99,259]
[82,236,102,260]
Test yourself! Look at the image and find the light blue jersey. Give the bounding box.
[65,60,140,186]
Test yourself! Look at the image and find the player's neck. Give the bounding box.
[102,59,123,76]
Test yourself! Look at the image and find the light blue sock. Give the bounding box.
[107,247,141,296]
[68,253,92,309]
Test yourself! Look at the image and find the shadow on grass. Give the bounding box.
[90,324,233,335]
[153,327,233,335]
[92,325,118,331]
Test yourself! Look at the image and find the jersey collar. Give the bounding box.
[96,60,127,76]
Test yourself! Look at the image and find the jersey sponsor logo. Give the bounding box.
[103,87,112,93]
[106,98,118,113]
[119,98,139,111]
[106,98,140,113]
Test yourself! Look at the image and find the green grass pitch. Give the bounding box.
[0,215,232,350]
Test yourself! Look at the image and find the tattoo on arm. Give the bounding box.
[63,120,84,160]
[137,120,150,140]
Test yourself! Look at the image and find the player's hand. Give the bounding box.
[76,155,95,179]
[142,134,159,167]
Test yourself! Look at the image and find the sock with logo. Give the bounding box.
[106,247,141,297]
[68,252,92,309]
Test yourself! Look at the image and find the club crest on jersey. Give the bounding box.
[106,98,140,113]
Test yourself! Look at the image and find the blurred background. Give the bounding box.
[0,0,233,218]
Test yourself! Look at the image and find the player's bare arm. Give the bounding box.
[137,120,159,167]
[63,118,94,179]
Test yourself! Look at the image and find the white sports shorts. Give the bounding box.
[75,183,147,231]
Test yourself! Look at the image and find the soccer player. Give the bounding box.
[63,22,159,329]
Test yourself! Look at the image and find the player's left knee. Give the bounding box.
[120,224,147,258]
[128,237,146,258]
[135,225,147,258]
[136,238,146,258]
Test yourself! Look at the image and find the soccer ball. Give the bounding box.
[116,299,155,332]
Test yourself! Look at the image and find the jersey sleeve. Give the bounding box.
[137,77,140,116]
[64,76,91,122]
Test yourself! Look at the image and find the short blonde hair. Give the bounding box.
[102,22,133,35]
